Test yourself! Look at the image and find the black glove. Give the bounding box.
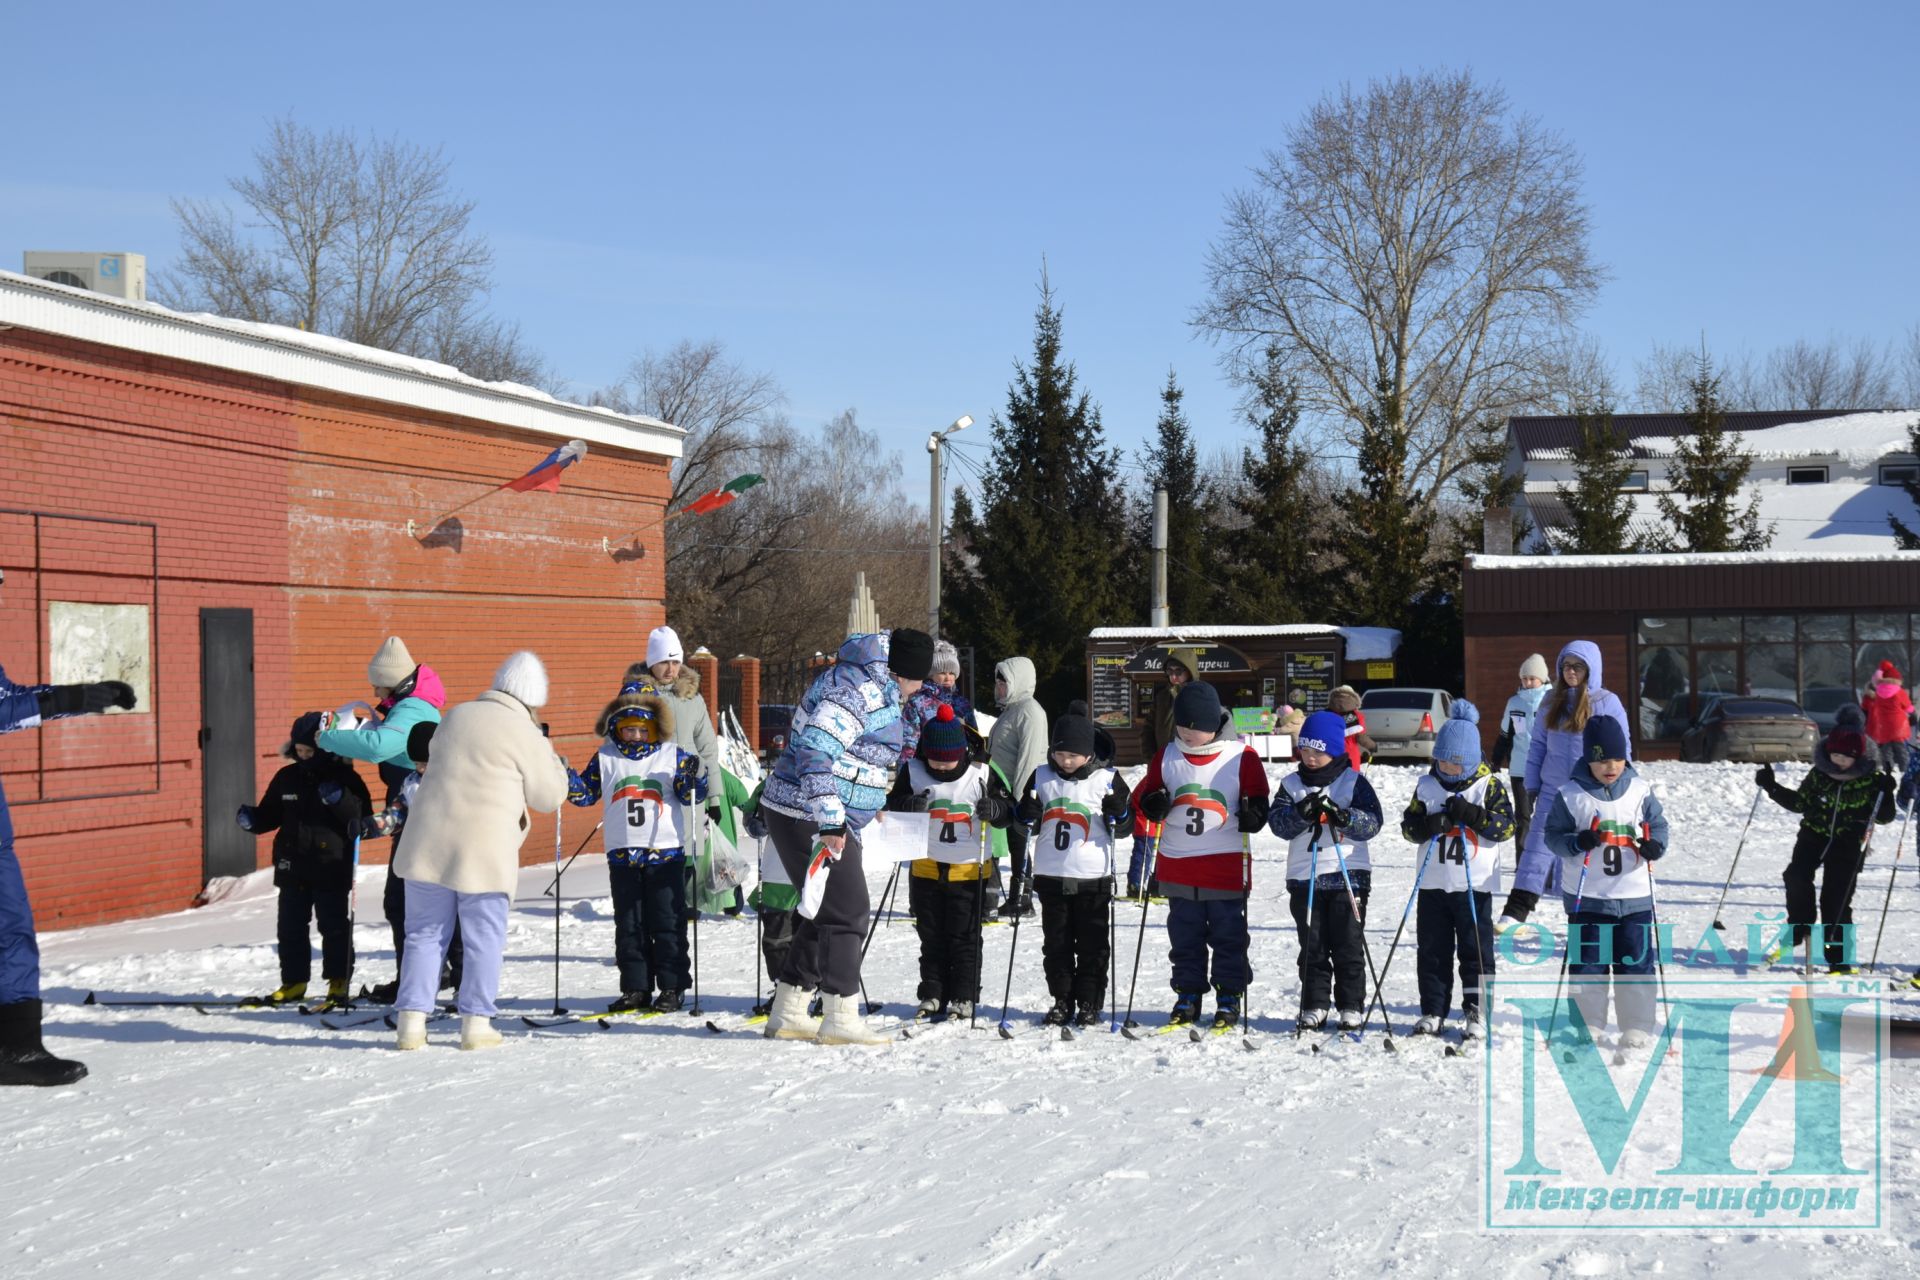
[1444,794,1487,831]
[1138,790,1171,823]
[1237,795,1270,833]
[1876,771,1897,795]
[1016,794,1043,826]
[1101,788,1130,821]
[1418,809,1449,839]
[1293,792,1325,824]
[976,793,1011,825]
[1575,829,1601,852]
[1637,838,1665,861]
[1755,764,1774,788]
[41,681,137,717]
[899,791,933,814]
[1326,804,1352,830]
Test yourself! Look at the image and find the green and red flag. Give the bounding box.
[673,473,764,519]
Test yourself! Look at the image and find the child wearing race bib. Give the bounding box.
[1542,716,1670,1054]
[1015,701,1132,1028]
[1132,681,1270,1030]
[885,704,1014,1020]
[567,681,708,1014]
[1489,654,1549,846]
[1270,711,1384,1032]
[1399,701,1514,1040]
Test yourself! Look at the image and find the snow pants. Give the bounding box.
[1783,826,1870,968]
[758,905,797,987]
[1165,889,1251,995]
[765,806,869,998]
[384,831,462,986]
[1567,908,1657,1036]
[1415,888,1493,1018]
[909,865,985,1004]
[1509,777,1535,851]
[1288,871,1371,1012]
[1036,875,1112,1006]
[609,858,691,994]
[277,884,353,986]
[0,823,40,1004]
[398,882,507,1017]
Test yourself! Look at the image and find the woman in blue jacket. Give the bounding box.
[1501,640,1632,926]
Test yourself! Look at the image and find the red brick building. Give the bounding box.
[0,269,683,928]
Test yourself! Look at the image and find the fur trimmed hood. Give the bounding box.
[595,686,676,740]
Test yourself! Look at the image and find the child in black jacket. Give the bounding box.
[237,713,373,1004]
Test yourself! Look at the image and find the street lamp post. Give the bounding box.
[927,414,973,639]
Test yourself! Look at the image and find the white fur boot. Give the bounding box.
[814,993,888,1046]
[394,1010,428,1051]
[763,981,822,1041]
[459,1015,503,1051]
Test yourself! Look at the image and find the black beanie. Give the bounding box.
[889,628,935,681]
[1173,680,1222,732]
[407,721,437,765]
[291,711,323,749]
[1051,708,1097,757]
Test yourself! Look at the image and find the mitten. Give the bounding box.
[1101,788,1130,820]
[236,805,257,832]
[1237,795,1270,833]
[1755,763,1774,788]
[743,806,768,840]
[1444,794,1487,831]
[1016,794,1043,826]
[900,791,933,814]
[975,793,1011,825]
[1637,838,1665,861]
[1419,809,1449,839]
[1326,804,1353,829]
[1293,792,1324,824]
[1137,790,1171,823]
[1575,829,1601,852]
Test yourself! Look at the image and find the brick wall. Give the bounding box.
[1463,616,1643,759]
[1,327,673,929]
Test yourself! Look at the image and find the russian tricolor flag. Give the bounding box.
[502,439,588,494]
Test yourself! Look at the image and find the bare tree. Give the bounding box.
[156,117,541,383]
[1903,324,1920,407]
[1196,70,1602,510]
[1635,335,1899,412]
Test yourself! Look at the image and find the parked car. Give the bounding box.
[1359,687,1454,761]
[1799,685,1857,735]
[757,704,796,759]
[1679,696,1817,763]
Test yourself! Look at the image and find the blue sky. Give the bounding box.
[8,2,1917,498]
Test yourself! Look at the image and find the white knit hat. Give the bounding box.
[1519,653,1550,682]
[930,640,962,677]
[646,626,684,668]
[492,651,549,709]
[368,636,416,687]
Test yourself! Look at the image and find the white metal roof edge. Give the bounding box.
[0,269,682,459]
[1469,549,1920,570]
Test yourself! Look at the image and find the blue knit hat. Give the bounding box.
[1298,711,1346,757]
[1432,699,1481,773]
[1582,716,1630,763]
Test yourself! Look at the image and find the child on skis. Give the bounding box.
[360,722,437,841]
[1756,723,1896,973]
[568,681,709,1013]
[1133,681,1270,1030]
[1542,718,1670,1055]
[236,712,374,1006]
[887,704,1013,1020]
[1861,661,1913,775]
[1399,702,1514,1041]
[1271,711,1384,1033]
[1490,654,1550,847]
[1016,701,1131,1028]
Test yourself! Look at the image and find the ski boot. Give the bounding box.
[652,990,686,1013]
[1829,964,1857,976]
[264,982,307,1005]
[1044,997,1074,1027]
[1295,1006,1329,1032]
[1459,1004,1483,1040]
[1336,1008,1365,1032]
[1168,991,1204,1026]
[1410,1014,1443,1036]
[1210,989,1242,1031]
[363,978,401,1005]
[608,991,653,1013]
[1073,1000,1103,1029]
[0,1000,87,1087]
[1906,972,1920,993]
[948,1000,974,1021]
[915,997,942,1019]
[326,978,351,1003]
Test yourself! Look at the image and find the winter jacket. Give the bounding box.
[1861,682,1913,745]
[1512,640,1633,898]
[1493,685,1549,773]
[1399,761,1517,846]
[0,663,88,872]
[1760,745,1897,840]
[762,631,908,832]
[662,667,721,783]
[1147,648,1204,759]
[568,734,708,865]
[1542,763,1670,918]
[1328,685,1376,768]
[900,682,978,759]
[315,664,447,773]
[242,748,373,892]
[393,689,569,896]
[1268,751,1383,891]
[987,657,1050,800]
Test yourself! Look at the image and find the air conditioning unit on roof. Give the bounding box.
[22,252,147,301]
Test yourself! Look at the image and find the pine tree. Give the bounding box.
[1886,418,1920,549]
[1550,403,1642,554]
[1333,376,1433,629]
[1651,356,1774,552]
[1215,344,1321,623]
[941,274,1132,709]
[1135,369,1213,622]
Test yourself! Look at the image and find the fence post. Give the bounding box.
[730,655,762,747]
[689,648,722,732]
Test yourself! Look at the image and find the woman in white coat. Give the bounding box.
[392,652,568,1050]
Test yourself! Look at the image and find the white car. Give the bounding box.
[1359,687,1455,761]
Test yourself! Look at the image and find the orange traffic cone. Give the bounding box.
[1750,985,1844,1082]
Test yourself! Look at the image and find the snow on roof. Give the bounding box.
[0,268,682,458]
[1520,479,1920,556]
[1527,410,1917,465]
[1472,546,1920,571]
[1087,624,1403,659]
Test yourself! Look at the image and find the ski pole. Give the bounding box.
[543,821,604,897]
[1328,831,1394,1050]
[689,892,702,1016]
[1709,789,1765,930]
[1462,840,1488,1041]
[973,813,990,1030]
[996,819,1038,1038]
[1292,822,1322,1039]
[1238,830,1253,1038]
[754,906,764,1014]
[857,859,901,968]
[1108,819,1120,1033]
[1646,859,1667,1022]
[1546,845,1594,1045]
[1119,822,1161,1035]
[1869,804,1911,973]
[1362,832,1438,1042]
[879,859,903,928]
[551,808,567,1016]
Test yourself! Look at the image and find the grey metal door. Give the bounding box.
[200,608,256,881]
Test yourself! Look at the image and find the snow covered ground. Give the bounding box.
[8,761,1920,1279]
